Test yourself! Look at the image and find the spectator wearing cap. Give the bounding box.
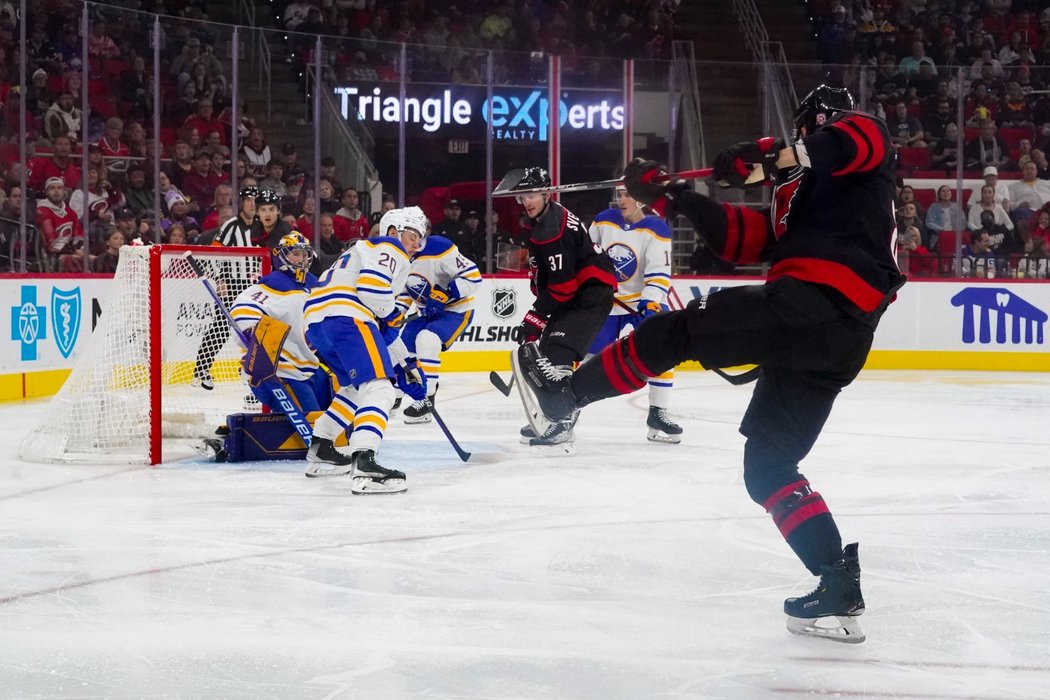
[333,187,369,243]
[183,98,227,147]
[319,158,342,196]
[281,143,308,185]
[460,209,488,269]
[27,135,80,194]
[818,5,852,65]
[27,68,52,119]
[123,165,154,218]
[182,149,224,209]
[112,207,137,241]
[97,117,130,176]
[44,92,81,143]
[259,159,287,198]
[241,127,272,180]
[36,176,84,256]
[161,190,201,238]
[433,199,467,241]
[170,37,223,82]
[967,164,1011,209]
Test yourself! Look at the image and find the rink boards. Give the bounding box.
[3,274,1049,401]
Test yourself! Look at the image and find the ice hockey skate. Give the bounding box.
[304,437,354,477]
[192,437,227,462]
[191,368,214,391]
[525,419,577,455]
[511,342,577,437]
[785,543,866,644]
[403,394,435,424]
[647,406,683,444]
[350,450,407,494]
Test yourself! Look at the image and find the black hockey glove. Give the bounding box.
[518,309,548,345]
[713,137,784,189]
[623,158,684,217]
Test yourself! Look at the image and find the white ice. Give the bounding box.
[2,370,1049,699]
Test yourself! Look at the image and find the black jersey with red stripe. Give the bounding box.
[526,200,616,317]
[766,111,904,313]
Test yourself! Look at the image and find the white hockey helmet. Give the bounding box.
[399,206,429,242]
[377,209,401,238]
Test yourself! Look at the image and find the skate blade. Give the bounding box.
[511,347,553,438]
[403,414,433,424]
[646,429,682,444]
[304,461,354,478]
[786,614,866,644]
[351,477,407,494]
[526,441,576,456]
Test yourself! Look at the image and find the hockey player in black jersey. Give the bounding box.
[514,86,904,643]
[500,167,617,449]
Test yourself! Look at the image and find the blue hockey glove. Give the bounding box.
[394,361,428,402]
[424,285,459,317]
[637,300,664,319]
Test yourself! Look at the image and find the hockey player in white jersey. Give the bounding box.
[229,231,329,412]
[395,219,483,423]
[302,209,427,493]
[587,185,682,443]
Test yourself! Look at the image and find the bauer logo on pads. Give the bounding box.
[50,287,82,359]
[491,288,517,319]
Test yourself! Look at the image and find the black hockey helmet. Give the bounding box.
[256,188,281,208]
[793,84,855,139]
[239,184,260,199]
[518,167,551,190]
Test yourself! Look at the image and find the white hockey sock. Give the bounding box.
[648,370,674,409]
[346,378,395,454]
[414,328,443,398]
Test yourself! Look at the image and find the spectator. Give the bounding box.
[317,213,343,255]
[36,176,84,256]
[818,5,852,65]
[241,127,271,179]
[930,123,961,171]
[123,165,153,218]
[998,82,1033,128]
[258,159,287,197]
[94,229,125,273]
[333,186,368,243]
[125,122,149,163]
[112,207,137,243]
[121,55,149,110]
[169,140,194,189]
[284,0,313,29]
[169,37,223,82]
[368,192,396,226]
[209,149,228,181]
[964,82,998,126]
[433,198,467,240]
[44,92,82,143]
[97,117,130,176]
[896,202,929,248]
[965,122,1010,171]
[999,31,1034,68]
[888,101,926,148]
[280,143,307,184]
[88,21,120,60]
[923,100,954,145]
[460,209,485,266]
[27,135,80,193]
[968,183,1015,232]
[27,68,52,119]
[182,149,223,209]
[0,185,23,270]
[925,185,967,241]
[897,225,935,277]
[967,165,1011,209]
[165,80,199,128]
[1008,161,1050,219]
[69,165,115,244]
[182,98,226,147]
[899,185,925,219]
[319,157,342,195]
[969,47,1004,81]
[160,189,200,238]
[317,178,340,213]
[961,228,996,277]
[165,223,188,245]
[295,194,316,240]
[1016,234,1048,279]
[899,40,935,77]
[1030,209,1050,245]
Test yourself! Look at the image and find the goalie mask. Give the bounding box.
[271,231,314,283]
[793,84,855,139]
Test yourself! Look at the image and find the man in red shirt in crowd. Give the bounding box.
[181,149,223,210]
[182,98,226,146]
[28,135,81,194]
[332,186,369,244]
[36,176,84,254]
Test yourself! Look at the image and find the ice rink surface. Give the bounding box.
[1,370,1049,699]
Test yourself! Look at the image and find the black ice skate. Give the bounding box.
[785,542,866,644]
[305,437,354,477]
[526,418,577,455]
[646,407,683,444]
[403,392,435,424]
[350,450,407,494]
[192,367,215,390]
[511,342,577,437]
[519,424,537,444]
[193,437,227,462]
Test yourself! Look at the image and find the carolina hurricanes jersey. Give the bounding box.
[527,200,616,317]
[35,201,84,252]
[767,111,903,312]
[588,208,672,315]
[396,235,483,315]
[230,269,320,381]
[303,236,411,329]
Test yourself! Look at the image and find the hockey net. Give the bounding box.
[19,244,269,465]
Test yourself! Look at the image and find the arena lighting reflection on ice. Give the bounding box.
[335,85,625,141]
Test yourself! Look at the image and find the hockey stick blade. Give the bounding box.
[492,168,714,197]
[489,371,514,397]
[426,400,471,462]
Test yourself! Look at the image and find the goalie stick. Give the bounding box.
[184,252,315,444]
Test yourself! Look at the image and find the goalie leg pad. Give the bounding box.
[243,315,292,388]
[223,412,310,462]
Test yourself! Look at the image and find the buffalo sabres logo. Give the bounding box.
[405,273,431,303]
[605,243,639,282]
[51,286,82,359]
[492,288,516,319]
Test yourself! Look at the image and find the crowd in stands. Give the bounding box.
[814,0,1050,277]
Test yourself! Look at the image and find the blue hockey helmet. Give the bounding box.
[271,231,314,283]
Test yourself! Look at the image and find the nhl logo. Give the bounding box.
[492,288,516,319]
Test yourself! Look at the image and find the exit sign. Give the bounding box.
[448,139,469,154]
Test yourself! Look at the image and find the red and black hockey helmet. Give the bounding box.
[793,84,855,139]
[517,167,552,190]
[256,188,281,208]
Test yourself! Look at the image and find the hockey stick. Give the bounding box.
[614,296,758,385]
[489,370,514,397]
[184,252,315,442]
[492,168,715,197]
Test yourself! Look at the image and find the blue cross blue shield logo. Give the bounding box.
[51,287,82,359]
[10,286,47,361]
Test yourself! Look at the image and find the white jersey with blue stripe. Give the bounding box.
[230,270,320,382]
[588,208,672,314]
[397,235,483,314]
[304,236,411,329]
